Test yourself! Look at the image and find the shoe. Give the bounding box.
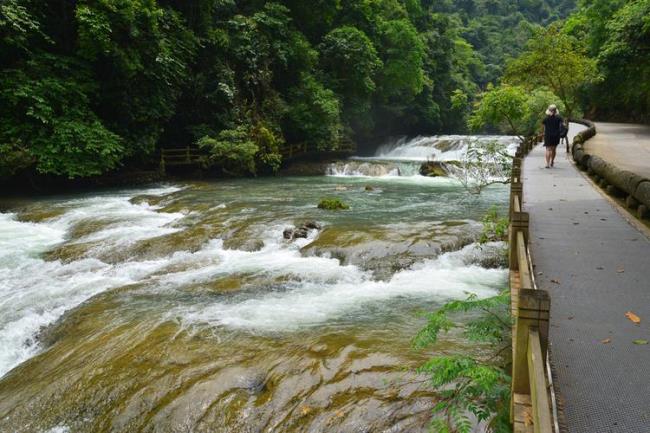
[545,165,550,169]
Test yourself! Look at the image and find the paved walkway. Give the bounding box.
[523,124,650,433]
[585,122,650,179]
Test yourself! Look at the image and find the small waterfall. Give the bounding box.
[326,134,519,178]
[374,134,519,161]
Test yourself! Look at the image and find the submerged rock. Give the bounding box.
[301,221,481,278]
[284,221,323,241]
[232,368,267,394]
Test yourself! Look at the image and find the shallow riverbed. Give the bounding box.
[0,165,509,432]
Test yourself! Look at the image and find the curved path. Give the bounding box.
[584,122,650,179]
[523,124,650,433]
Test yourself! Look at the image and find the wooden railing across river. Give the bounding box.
[159,141,357,174]
[509,138,554,433]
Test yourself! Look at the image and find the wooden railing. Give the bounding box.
[509,138,554,433]
[160,141,358,173]
[160,147,205,174]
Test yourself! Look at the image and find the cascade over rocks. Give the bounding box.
[326,161,400,177]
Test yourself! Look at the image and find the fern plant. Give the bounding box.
[414,292,512,433]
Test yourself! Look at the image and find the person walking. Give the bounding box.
[542,104,563,168]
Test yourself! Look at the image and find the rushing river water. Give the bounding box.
[0,137,511,433]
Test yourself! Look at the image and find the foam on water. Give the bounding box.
[43,426,70,433]
[0,186,182,377]
[177,242,506,331]
[0,181,507,379]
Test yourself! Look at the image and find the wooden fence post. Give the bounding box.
[512,289,550,395]
[510,182,523,214]
[508,210,528,272]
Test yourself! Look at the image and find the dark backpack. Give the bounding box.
[559,120,568,138]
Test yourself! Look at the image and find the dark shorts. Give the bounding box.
[544,134,560,147]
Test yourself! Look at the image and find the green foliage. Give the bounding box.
[504,24,600,118]
[376,19,425,99]
[591,0,650,121]
[0,142,33,178]
[480,206,509,244]
[469,84,563,139]
[317,197,350,210]
[415,292,512,433]
[285,74,342,151]
[198,127,259,176]
[0,57,124,177]
[198,122,285,175]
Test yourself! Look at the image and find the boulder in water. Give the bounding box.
[419,161,449,177]
[303,220,322,230]
[284,221,323,241]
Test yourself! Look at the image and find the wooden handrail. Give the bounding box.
[513,194,521,213]
[528,328,553,433]
[517,231,532,289]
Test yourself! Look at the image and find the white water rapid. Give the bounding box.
[0,186,182,377]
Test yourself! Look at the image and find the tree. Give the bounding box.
[376,18,425,99]
[284,73,342,151]
[595,0,650,121]
[469,84,562,141]
[319,25,382,135]
[504,23,599,119]
[452,139,512,195]
[0,0,584,180]
[0,57,124,178]
[198,126,260,176]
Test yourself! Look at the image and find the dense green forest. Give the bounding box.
[5,0,649,180]
[3,0,649,180]
[1,0,586,179]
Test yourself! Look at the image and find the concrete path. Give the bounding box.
[585,122,650,179]
[523,124,650,433]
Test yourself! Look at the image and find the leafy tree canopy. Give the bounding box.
[504,24,599,118]
[469,84,563,139]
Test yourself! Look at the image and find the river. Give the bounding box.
[0,135,514,433]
